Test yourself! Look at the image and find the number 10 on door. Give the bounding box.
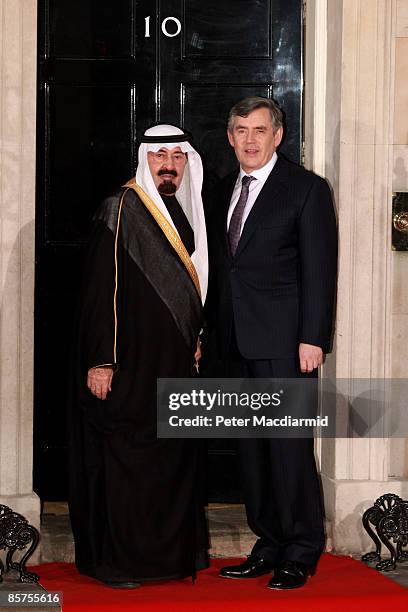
[144,16,182,38]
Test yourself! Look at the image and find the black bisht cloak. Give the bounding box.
[68,186,208,582]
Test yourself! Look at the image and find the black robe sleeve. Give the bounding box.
[79,200,121,372]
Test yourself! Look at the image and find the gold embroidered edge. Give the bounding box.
[113,188,127,366]
[122,179,201,298]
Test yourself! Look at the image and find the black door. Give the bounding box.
[35,0,303,500]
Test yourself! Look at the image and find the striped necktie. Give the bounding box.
[228,175,255,256]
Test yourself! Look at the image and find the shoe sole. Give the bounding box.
[219,571,274,580]
[267,581,308,590]
[103,582,141,589]
[268,582,306,591]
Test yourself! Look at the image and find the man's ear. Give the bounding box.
[274,126,284,148]
[227,129,235,148]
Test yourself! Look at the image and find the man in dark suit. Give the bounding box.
[208,97,337,589]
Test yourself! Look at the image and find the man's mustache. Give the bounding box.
[158,168,177,177]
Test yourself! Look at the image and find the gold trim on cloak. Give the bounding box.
[112,188,127,366]
[122,178,201,298]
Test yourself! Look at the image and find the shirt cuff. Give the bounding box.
[89,363,119,372]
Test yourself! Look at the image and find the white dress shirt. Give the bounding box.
[227,152,278,235]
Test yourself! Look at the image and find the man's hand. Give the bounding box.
[299,343,323,373]
[87,366,114,400]
[194,338,201,374]
[194,338,202,364]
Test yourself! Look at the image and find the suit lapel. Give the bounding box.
[234,156,288,259]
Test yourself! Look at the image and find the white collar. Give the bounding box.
[238,152,278,183]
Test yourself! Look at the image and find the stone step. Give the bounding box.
[0,576,61,611]
[39,503,333,564]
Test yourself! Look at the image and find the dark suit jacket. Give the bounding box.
[207,155,337,360]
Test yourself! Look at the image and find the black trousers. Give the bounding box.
[225,331,325,567]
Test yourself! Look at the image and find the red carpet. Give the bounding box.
[31,555,408,611]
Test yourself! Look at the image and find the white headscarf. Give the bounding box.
[136,124,208,304]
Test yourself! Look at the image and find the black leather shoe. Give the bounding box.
[267,560,315,590]
[219,556,274,579]
[102,580,141,589]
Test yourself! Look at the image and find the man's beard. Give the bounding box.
[158,180,177,195]
[157,168,178,196]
